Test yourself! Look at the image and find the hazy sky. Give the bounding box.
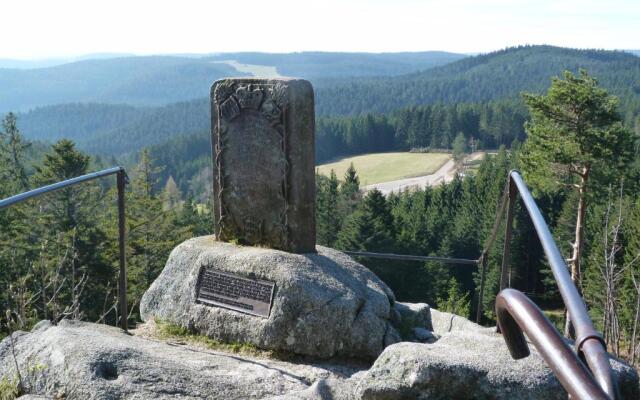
[2,0,639,59]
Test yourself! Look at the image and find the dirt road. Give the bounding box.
[363,152,486,195]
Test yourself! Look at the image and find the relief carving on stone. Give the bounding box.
[213,82,291,249]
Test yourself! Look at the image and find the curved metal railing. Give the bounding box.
[491,170,618,399]
[347,169,618,399]
[496,289,611,399]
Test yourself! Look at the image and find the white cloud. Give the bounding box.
[1,0,638,58]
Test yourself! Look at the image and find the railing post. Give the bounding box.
[476,254,487,323]
[500,180,517,291]
[117,170,128,331]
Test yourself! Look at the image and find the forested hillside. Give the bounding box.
[315,100,527,162]
[17,100,209,154]
[315,46,640,120]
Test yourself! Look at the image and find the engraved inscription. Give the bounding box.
[196,268,275,318]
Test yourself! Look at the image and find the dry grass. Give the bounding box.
[316,152,451,185]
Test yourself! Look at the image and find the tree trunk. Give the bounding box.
[565,166,589,338]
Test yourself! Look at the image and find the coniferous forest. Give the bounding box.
[2,46,640,367]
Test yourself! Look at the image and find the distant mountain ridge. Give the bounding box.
[0,53,136,69]
[0,56,246,113]
[0,51,465,113]
[315,45,640,115]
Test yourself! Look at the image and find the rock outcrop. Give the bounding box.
[270,322,639,400]
[140,237,401,360]
[3,312,638,400]
[0,320,359,400]
[355,331,638,400]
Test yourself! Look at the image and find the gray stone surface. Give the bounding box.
[394,302,432,331]
[271,328,639,400]
[430,307,493,335]
[140,236,400,360]
[3,314,638,400]
[0,320,357,400]
[266,378,358,400]
[211,78,316,253]
[412,327,438,343]
[354,330,639,400]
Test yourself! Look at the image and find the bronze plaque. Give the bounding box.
[196,268,275,318]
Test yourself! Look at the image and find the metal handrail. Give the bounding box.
[346,169,617,399]
[497,170,617,399]
[0,167,129,331]
[496,289,610,399]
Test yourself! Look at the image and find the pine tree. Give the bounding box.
[336,189,395,252]
[0,114,35,332]
[339,163,361,219]
[316,170,341,247]
[437,277,471,318]
[31,139,111,321]
[162,176,182,210]
[177,195,211,237]
[127,149,189,316]
[0,113,30,193]
[452,132,467,163]
[520,70,634,336]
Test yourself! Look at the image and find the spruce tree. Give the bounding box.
[316,170,340,247]
[0,113,30,193]
[336,189,395,252]
[452,132,467,163]
[31,139,111,321]
[127,149,188,317]
[339,163,361,219]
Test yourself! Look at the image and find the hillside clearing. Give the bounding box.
[316,152,451,185]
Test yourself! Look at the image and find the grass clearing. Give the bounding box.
[317,152,451,185]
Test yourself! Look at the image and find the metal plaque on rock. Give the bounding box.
[196,267,275,318]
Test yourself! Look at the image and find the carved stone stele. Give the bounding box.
[211,78,316,253]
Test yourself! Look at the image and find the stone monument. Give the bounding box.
[141,78,415,360]
[211,78,316,253]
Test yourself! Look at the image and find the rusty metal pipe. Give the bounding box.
[496,289,610,400]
